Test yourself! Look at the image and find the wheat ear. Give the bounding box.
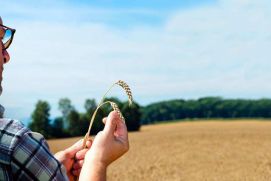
[115,80,133,106]
[82,80,133,148]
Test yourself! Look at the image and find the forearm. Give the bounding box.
[79,160,107,181]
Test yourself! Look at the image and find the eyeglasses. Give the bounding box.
[0,24,16,50]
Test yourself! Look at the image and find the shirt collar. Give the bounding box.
[0,104,4,118]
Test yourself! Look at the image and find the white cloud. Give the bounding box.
[1,0,271,120]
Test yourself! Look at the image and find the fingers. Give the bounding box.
[71,140,92,177]
[102,111,129,152]
[72,168,81,177]
[86,140,92,149]
[102,117,107,124]
[103,111,118,135]
[65,139,92,158]
[73,159,84,170]
[75,147,90,160]
[103,111,128,141]
[64,139,84,158]
[115,114,128,138]
[74,139,92,163]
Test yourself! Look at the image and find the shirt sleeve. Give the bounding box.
[10,131,69,181]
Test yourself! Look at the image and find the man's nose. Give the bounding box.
[3,49,10,63]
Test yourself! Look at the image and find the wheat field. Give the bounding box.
[48,120,271,181]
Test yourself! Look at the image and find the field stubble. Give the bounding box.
[48,120,271,181]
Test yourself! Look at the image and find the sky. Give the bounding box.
[1,0,271,122]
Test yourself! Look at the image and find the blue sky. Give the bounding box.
[1,0,271,122]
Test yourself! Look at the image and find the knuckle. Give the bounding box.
[62,150,71,158]
[111,111,119,118]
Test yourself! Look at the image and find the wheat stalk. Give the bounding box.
[82,80,133,148]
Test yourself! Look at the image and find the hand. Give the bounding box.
[88,111,129,166]
[54,139,92,181]
[79,111,129,181]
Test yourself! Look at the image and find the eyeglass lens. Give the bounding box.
[3,29,12,49]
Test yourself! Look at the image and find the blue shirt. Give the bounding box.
[0,118,69,181]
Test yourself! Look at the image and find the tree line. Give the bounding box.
[29,97,141,138]
[29,96,271,138]
[142,97,271,124]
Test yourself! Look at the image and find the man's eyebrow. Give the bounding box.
[0,26,4,31]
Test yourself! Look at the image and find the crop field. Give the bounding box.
[48,120,271,181]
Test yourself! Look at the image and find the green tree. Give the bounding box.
[122,101,141,131]
[84,99,97,113]
[67,109,82,136]
[58,98,74,128]
[29,100,52,138]
[198,97,222,118]
[51,117,68,138]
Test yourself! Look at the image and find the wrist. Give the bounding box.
[86,155,108,170]
[85,148,109,167]
[92,161,107,172]
[80,155,107,181]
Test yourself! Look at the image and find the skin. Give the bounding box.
[1,16,129,181]
[79,111,129,181]
[54,139,92,181]
[0,17,10,95]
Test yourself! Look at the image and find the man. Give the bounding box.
[0,17,129,181]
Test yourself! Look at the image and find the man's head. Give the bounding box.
[0,17,14,95]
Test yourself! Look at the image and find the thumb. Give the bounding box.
[103,111,118,135]
[65,139,84,158]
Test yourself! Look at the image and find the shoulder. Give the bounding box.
[0,119,68,180]
[0,119,30,160]
[11,129,69,180]
[0,118,28,134]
